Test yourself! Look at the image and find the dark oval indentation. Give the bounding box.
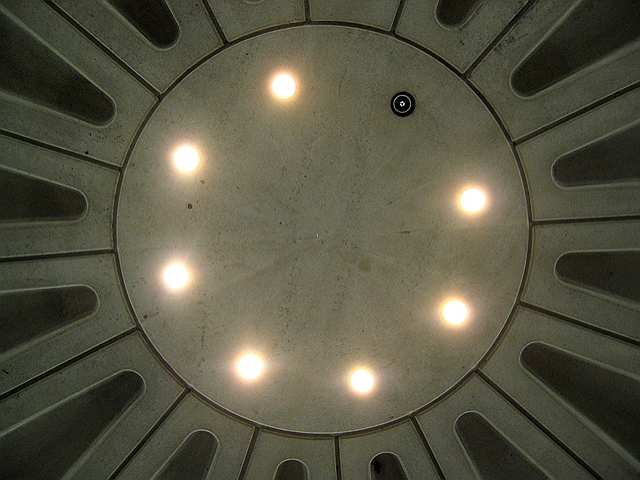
[107,0,179,49]
[512,0,640,97]
[0,168,87,223]
[274,459,309,480]
[370,452,408,480]
[522,342,640,463]
[0,370,144,480]
[154,430,218,480]
[556,251,640,304]
[436,0,484,28]
[553,122,640,187]
[0,285,98,356]
[455,411,549,480]
[0,9,115,125]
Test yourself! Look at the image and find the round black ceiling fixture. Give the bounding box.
[391,91,416,117]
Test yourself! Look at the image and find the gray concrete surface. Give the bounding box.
[340,421,440,479]
[51,0,222,92]
[0,1,639,478]
[417,375,592,480]
[470,0,640,140]
[397,0,528,71]
[117,394,253,480]
[309,0,401,29]
[483,307,640,479]
[244,432,336,480]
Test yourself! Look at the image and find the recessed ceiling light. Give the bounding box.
[172,144,200,173]
[350,368,375,395]
[459,187,488,214]
[271,72,297,100]
[441,298,470,327]
[236,352,265,382]
[162,262,191,291]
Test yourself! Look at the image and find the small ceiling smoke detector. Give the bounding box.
[391,91,415,117]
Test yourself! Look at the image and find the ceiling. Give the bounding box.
[0,0,639,479]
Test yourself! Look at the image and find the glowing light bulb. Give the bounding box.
[162,262,191,291]
[459,188,488,214]
[172,144,200,173]
[236,353,265,382]
[271,72,297,100]
[441,298,470,327]
[350,368,375,395]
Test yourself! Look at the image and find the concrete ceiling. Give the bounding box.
[0,0,639,479]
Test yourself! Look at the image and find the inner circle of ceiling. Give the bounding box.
[117,25,528,433]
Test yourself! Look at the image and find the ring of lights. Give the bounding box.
[115,24,530,434]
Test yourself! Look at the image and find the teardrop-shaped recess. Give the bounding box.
[0,9,115,125]
[553,122,640,187]
[436,0,484,28]
[455,412,550,480]
[556,251,640,304]
[0,371,144,480]
[106,0,179,49]
[370,452,409,480]
[0,168,87,223]
[511,0,640,97]
[0,285,98,356]
[274,459,309,480]
[522,342,640,463]
[154,431,218,480]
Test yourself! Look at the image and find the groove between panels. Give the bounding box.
[475,370,604,480]
[0,327,137,403]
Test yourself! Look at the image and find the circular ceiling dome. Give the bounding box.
[1,1,639,479]
[117,25,528,433]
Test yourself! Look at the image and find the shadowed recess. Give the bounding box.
[0,8,115,125]
[0,371,144,480]
[274,459,309,480]
[154,430,218,480]
[553,122,640,187]
[522,342,640,463]
[455,412,550,480]
[0,286,97,356]
[436,0,484,28]
[370,452,409,480]
[511,0,640,97]
[106,0,179,49]
[0,168,86,223]
[556,251,640,304]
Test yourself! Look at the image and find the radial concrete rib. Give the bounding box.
[511,0,640,97]
[0,8,114,125]
[552,122,640,187]
[0,285,97,357]
[0,168,86,223]
[106,0,179,49]
[436,0,483,28]
[514,81,640,146]
[455,411,550,480]
[0,129,121,171]
[0,370,144,479]
[519,302,640,348]
[556,251,640,304]
[522,342,640,465]
[153,430,218,480]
